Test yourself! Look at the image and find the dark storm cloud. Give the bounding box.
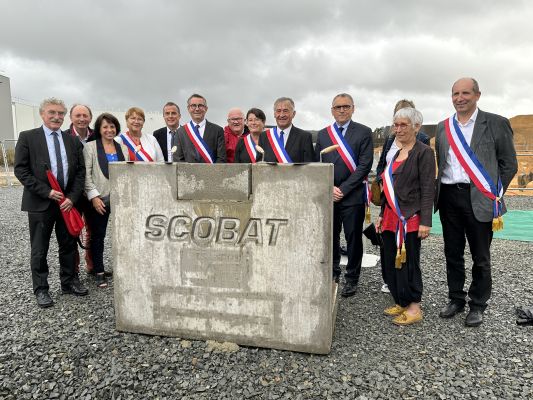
[1,0,532,128]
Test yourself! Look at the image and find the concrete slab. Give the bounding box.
[110,162,335,354]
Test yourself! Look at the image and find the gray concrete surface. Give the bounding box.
[110,162,335,354]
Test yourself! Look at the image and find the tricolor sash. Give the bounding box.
[243,134,257,163]
[326,123,371,222]
[382,160,407,268]
[119,132,154,162]
[184,122,214,164]
[265,127,292,163]
[444,115,504,230]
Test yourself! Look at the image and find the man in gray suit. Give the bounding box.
[172,94,226,163]
[435,78,517,327]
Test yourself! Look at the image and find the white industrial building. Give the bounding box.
[1,73,164,140]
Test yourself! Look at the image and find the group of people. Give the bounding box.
[14,77,517,330]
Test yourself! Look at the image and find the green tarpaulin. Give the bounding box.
[431,210,533,242]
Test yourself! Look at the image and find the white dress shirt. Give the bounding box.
[441,108,479,184]
[276,125,292,146]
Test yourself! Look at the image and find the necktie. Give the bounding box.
[279,131,285,147]
[52,132,65,189]
[338,126,344,136]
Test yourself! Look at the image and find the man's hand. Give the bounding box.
[48,189,64,202]
[333,186,344,202]
[418,225,431,240]
[91,197,106,215]
[59,197,73,211]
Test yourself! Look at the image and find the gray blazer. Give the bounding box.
[83,140,129,201]
[172,121,226,163]
[435,109,518,222]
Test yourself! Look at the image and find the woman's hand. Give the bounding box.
[92,197,106,215]
[376,216,383,233]
[418,225,431,240]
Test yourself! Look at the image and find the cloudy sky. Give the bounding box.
[1,0,532,130]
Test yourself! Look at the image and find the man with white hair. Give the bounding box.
[15,98,89,308]
[224,108,245,163]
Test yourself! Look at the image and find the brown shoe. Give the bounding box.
[392,310,423,326]
[384,304,406,316]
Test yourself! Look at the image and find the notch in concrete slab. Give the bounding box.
[177,163,251,201]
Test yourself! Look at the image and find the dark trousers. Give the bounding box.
[332,203,365,284]
[28,203,77,294]
[439,184,493,312]
[382,231,423,307]
[86,205,111,275]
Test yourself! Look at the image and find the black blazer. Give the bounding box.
[258,126,314,163]
[153,127,170,161]
[234,135,264,163]
[314,120,374,207]
[14,127,86,212]
[380,140,436,227]
[172,121,226,163]
[375,131,430,183]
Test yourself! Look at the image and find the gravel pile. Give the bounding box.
[1,186,532,400]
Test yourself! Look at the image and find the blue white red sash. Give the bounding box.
[326,123,371,219]
[243,134,257,163]
[326,124,356,172]
[184,122,214,164]
[382,160,407,266]
[265,127,292,163]
[444,115,504,230]
[119,132,153,162]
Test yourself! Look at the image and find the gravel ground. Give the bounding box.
[1,186,532,400]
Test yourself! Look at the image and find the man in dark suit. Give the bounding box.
[172,94,226,163]
[258,97,314,163]
[315,93,374,297]
[154,102,181,162]
[14,98,89,308]
[435,78,517,326]
[63,104,94,275]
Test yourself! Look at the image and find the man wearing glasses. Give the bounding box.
[315,93,374,297]
[172,94,226,163]
[14,98,89,308]
[223,108,246,163]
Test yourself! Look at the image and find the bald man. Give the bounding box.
[64,104,95,274]
[435,77,517,327]
[224,108,245,163]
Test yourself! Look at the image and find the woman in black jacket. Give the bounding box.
[375,100,430,295]
[376,107,435,326]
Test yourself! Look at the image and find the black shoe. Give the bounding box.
[341,282,357,298]
[36,291,54,308]
[439,302,465,318]
[88,270,113,277]
[62,280,89,296]
[465,310,484,327]
[95,273,108,289]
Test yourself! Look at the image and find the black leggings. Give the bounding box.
[382,231,422,307]
[86,205,111,274]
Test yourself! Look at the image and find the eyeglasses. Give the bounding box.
[228,117,244,123]
[393,123,411,130]
[188,104,206,110]
[331,105,353,111]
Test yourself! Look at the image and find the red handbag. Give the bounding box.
[46,170,85,236]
